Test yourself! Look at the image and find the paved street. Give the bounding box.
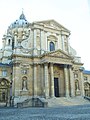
[0,104,90,120]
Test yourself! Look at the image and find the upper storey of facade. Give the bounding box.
[0,12,81,63]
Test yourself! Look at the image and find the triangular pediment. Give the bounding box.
[45,49,73,60]
[35,19,70,32]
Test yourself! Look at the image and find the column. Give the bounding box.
[69,66,75,97]
[33,64,37,96]
[80,70,85,96]
[64,65,69,97]
[44,63,49,98]
[50,63,54,97]
[41,64,44,96]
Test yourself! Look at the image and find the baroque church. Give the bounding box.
[0,12,88,107]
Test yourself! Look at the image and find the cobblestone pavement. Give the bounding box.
[0,104,90,120]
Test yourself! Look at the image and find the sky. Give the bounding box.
[0,0,90,70]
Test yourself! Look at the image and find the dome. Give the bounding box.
[9,12,29,29]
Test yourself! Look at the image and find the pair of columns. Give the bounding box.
[64,65,85,97]
[64,65,75,97]
[33,63,54,98]
[44,63,54,98]
[33,63,75,98]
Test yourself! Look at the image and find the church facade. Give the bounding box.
[0,12,85,106]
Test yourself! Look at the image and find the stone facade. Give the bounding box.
[0,12,86,106]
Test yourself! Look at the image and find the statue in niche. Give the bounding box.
[22,76,27,91]
[75,80,79,91]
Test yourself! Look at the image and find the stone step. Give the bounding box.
[47,97,90,107]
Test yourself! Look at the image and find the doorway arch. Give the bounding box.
[0,78,10,106]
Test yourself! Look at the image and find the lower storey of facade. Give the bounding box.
[0,63,85,106]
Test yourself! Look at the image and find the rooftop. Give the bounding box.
[83,70,90,74]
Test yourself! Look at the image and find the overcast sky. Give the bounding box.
[0,0,90,70]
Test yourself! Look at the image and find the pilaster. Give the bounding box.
[41,64,44,97]
[13,63,21,96]
[80,69,85,96]
[33,64,37,96]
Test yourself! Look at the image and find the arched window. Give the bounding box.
[50,42,55,51]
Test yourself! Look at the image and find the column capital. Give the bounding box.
[33,63,37,66]
[50,62,54,65]
[68,65,73,69]
[64,64,68,68]
[64,64,73,69]
[44,62,48,66]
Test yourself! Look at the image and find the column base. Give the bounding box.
[66,95,70,98]
[75,89,81,96]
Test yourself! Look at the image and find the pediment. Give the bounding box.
[35,20,70,32]
[46,49,73,60]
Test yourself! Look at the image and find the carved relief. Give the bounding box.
[84,82,90,90]
[50,51,63,57]
[54,66,60,76]
[21,48,32,54]
[47,35,57,42]
[48,50,71,60]
[21,63,30,69]
[21,40,28,48]
[17,28,30,43]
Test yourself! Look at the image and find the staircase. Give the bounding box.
[17,97,48,108]
[47,96,90,107]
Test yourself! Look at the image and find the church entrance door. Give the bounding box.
[54,78,59,97]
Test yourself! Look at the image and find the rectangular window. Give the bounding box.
[21,69,27,74]
[2,70,7,77]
